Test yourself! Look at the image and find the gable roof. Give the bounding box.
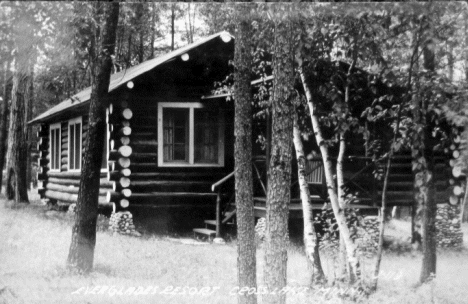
[30,31,233,124]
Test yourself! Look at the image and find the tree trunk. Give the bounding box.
[299,66,361,282]
[372,104,403,291]
[0,61,10,192]
[233,6,257,304]
[5,43,31,203]
[263,18,295,304]
[293,115,326,285]
[337,133,348,282]
[171,4,175,51]
[26,67,34,189]
[67,2,119,274]
[150,2,156,59]
[419,41,437,284]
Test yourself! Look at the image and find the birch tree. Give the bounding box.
[293,111,326,285]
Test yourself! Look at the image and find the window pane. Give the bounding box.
[75,123,81,169]
[194,108,218,163]
[101,126,108,169]
[163,108,188,162]
[69,125,75,170]
[173,144,186,160]
[50,129,55,170]
[55,128,60,169]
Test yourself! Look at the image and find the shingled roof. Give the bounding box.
[30,31,233,124]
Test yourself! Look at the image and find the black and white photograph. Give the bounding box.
[0,1,467,303]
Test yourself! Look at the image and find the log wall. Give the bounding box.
[36,85,234,212]
[37,115,114,209]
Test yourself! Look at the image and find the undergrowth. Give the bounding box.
[0,194,467,304]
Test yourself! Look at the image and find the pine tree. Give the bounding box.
[67,2,120,273]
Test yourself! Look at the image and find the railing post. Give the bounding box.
[216,188,222,238]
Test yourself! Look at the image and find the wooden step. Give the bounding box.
[204,220,217,226]
[193,228,216,237]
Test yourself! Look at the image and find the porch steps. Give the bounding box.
[193,227,217,242]
[193,228,216,237]
[204,220,217,226]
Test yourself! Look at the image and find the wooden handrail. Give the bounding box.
[211,171,235,192]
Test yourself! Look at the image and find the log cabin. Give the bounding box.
[30,31,458,240]
[30,32,236,228]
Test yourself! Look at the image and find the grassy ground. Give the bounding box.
[1,193,467,304]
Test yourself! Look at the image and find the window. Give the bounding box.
[49,123,61,171]
[68,117,82,171]
[101,123,109,171]
[158,102,224,167]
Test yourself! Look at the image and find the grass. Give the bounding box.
[1,193,467,304]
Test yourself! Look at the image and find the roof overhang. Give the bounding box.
[29,31,234,124]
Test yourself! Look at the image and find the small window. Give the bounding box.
[49,123,61,171]
[163,108,189,163]
[68,117,82,171]
[158,102,224,167]
[101,123,109,170]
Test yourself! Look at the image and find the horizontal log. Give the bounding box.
[118,146,132,157]
[117,157,131,168]
[61,164,68,171]
[44,190,111,207]
[120,199,130,208]
[120,177,131,188]
[47,171,107,178]
[61,157,68,165]
[129,172,226,180]
[48,176,114,188]
[120,136,130,146]
[46,182,108,196]
[132,139,157,146]
[131,152,157,162]
[122,108,133,120]
[109,120,130,132]
[121,188,132,198]
[107,169,131,181]
[118,127,132,137]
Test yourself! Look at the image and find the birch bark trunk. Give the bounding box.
[293,115,326,284]
[299,66,361,282]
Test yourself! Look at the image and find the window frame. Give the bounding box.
[68,116,82,172]
[49,122,61,172]
[101,118,110,173]
[157,102,224,167]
